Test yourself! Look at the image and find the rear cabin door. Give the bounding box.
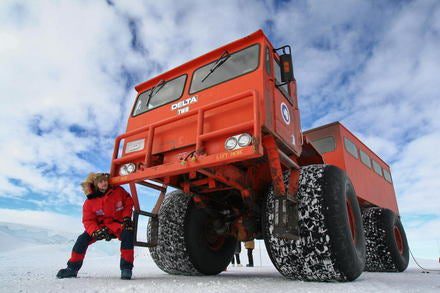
[272,55,301,153]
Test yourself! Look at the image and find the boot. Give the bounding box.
[121,269,132,280]
[56,267,78,279]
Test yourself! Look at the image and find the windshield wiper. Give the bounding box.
[201,51,230,83]
[146,79,166,107]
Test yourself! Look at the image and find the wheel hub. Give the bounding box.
[346,199,356,242]
[393,225,404,254]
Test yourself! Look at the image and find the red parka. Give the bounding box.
[82,186,133,237]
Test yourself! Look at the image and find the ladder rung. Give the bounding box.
[137,181,167,192]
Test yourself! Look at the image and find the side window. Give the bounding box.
[372,160,383,176]
[360,150,372,168]
[383,170,393,183]
[265,47,271,74]
[273,57,290,96]
[312,136,336,154]
[344,137,359,159]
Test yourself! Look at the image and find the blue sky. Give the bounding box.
[0,0,439,258]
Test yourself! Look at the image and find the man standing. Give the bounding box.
[57,173,134,280]
[230,241,242,267]
[245,240,255,267]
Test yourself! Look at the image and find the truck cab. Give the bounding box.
[110,30,302,187]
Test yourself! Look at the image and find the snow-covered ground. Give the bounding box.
[1,222,440,293]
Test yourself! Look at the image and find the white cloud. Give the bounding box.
[0,0,144,202]
[337,1,440,220]
[403,216,440,259]
[112,0,269,70]
[0,208,82,233]
[394,131,440,215]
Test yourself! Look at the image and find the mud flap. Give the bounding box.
[273,197,299,241]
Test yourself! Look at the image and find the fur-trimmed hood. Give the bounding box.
[80,172,110,196]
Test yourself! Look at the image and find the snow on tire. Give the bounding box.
[362,207,409,272]
[147,190,199,275]
[263,164,366,281]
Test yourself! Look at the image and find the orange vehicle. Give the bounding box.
[109,30,408,281]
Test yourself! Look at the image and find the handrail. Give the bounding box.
[110,90,260,177]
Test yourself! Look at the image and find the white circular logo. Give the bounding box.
[280,103,290,125]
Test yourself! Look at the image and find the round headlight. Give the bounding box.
[119,165,128,176]
[126,163,136,173]
[119,163,136,176]
[238,133,252,147]
[224,137,238,150]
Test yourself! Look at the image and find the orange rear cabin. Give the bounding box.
[304,122,399,214]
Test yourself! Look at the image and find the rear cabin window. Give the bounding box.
[344,137,359,159]
[372,160,383,176]
[383,169,393,183]
[132,75,187,116]
[360,150,372,168]
[312,136,336,154]
[265,47,271,74]
[190,44,260,94]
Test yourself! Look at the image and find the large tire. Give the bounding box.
[263,164,366,281]
[148,190,198,275]
[184,200,237,275]
[148,190,236,275]
[362,207,409,272]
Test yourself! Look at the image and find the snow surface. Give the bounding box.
[1,222,440,293]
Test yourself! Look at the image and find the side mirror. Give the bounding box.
[274,45,294,83]
[280,53,294,83]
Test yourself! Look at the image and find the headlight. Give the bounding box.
[224,137,238,150]
[119,163,136,176]
[237,133,252,147]
[224,133,253,151]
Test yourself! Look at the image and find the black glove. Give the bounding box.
[122,217,134,231]
[92,227,114,241]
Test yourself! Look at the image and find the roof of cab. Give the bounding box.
[134,29,269,93]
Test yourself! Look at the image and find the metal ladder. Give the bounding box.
[131,181,167,247]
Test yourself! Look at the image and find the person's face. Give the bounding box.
[96,178,108,192]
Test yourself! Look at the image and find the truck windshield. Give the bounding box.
[190,44,260,94]
[132,75,187,116]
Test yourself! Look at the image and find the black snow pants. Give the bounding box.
[66,228,134,271]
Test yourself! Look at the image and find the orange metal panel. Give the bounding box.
[111,146,263,186]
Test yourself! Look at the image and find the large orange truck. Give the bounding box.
[109,30,409,281]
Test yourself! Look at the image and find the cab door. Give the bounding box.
[272,54,301,154]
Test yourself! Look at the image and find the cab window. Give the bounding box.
[190,44,260,94]
[132,75,187,116]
